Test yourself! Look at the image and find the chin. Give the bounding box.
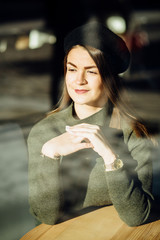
[74,99,98,106]
[70,95,88,104]
[73,100,89,105]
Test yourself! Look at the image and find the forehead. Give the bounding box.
[67,46,96,67]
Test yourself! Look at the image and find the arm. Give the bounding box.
[105,129,154,226]
[27,122,62,225]
[28,120,93,225]
[66,123,154,226]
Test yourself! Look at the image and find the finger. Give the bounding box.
[67,130,105,145]
[66,126,100,133]
[71,136,88,144]
[76,142,93,151]
[66,124,100,130]
[67,133,91,144]
[76,124,100,130]
[81,138,91,143]
[67,131,97,145]
[67,130,90,138]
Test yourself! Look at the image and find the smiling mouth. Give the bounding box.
[75,89,89,94]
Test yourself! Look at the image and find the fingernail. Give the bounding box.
[65,126,70,131]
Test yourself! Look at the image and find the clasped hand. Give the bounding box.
[41,123,116,163]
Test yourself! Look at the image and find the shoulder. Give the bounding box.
[119,113,152,160]
[110,108,150,146]
[110,108,153,169]
[109,107,133,137]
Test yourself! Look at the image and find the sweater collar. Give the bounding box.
[66,102,111,127]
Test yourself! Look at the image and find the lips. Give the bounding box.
[75,89,89,94]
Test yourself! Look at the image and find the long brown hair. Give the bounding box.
[48,45,153,140]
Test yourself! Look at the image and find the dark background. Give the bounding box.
[0,1,160,239]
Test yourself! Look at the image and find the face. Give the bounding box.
[65,46,107,108]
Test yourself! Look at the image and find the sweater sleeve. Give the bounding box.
[105,128,154,227]
[27,121,63,225]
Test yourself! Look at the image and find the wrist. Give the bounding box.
[53,153,61,160]
[40,151,61,160]
[102,150,116,165]
[104,155,123,172]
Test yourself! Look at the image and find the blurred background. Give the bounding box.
[0,0,160,239]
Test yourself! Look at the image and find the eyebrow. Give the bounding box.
[67,62,97,69]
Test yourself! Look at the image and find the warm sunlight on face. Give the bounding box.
[66,46,107,109]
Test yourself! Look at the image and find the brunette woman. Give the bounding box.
[28,21,155,226]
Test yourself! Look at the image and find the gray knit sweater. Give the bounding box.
[27,103,154,226]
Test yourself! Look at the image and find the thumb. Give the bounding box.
[77,142,93,150]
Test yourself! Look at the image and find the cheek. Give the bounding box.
[66,74,74,87]
[65,75,71,87]
[91,79,104,92]
[65,78,74,96]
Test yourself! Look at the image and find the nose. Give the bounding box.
[75,71,87,85]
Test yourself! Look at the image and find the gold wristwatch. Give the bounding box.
[104,158,123,172]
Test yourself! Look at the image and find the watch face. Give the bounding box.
[104,158,123,172]
[114,159,123,169]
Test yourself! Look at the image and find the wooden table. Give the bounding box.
[20,206,160,240]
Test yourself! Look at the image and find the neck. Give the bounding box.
[74,103,107,119]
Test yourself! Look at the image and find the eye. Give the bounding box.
[87,70,97,74]
[67,68,76,72]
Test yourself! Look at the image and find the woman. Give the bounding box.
[28,21,154,227]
